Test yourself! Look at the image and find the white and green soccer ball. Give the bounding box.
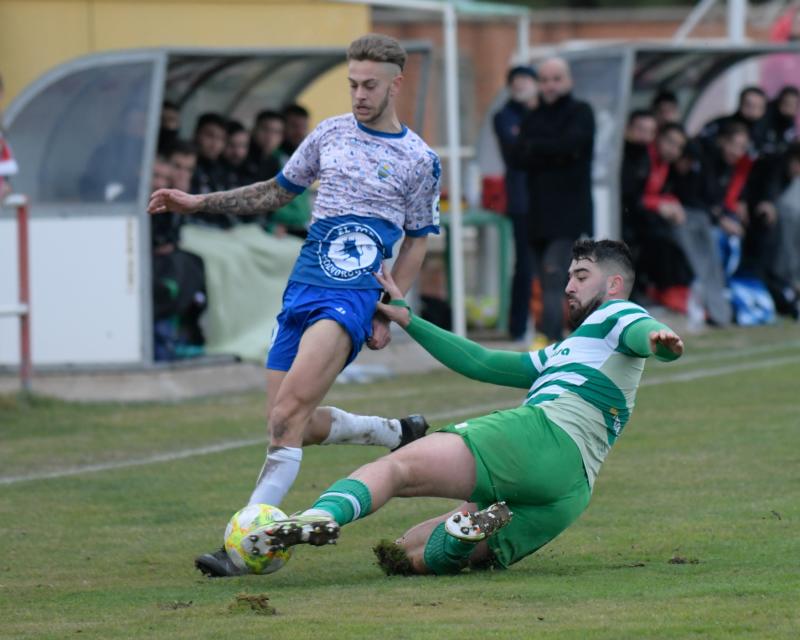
[224,504,292,575]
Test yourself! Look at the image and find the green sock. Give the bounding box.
[423,522,476,575]
[309,478,372,526]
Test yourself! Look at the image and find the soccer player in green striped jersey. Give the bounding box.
[248,239,684,575]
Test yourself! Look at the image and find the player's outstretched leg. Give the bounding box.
[445,502,513,542]
[310,408,429,450]
[372,502,512,576]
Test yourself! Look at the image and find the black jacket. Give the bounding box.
[512,94,595,242]
[493,99,530,216]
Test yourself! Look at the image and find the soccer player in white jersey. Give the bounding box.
[241,240,684,577]
[148,34,440,577]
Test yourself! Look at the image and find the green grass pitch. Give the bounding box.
[1,323,799,639]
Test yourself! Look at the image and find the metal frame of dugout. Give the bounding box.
[0,44,432,369]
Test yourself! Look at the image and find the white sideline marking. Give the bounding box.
[0,438,262,486]
[2,353,799,486]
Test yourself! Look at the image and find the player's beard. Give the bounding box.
[357,87,391,126]
[567,290,605,330]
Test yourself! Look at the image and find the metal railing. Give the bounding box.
[1,193,32,392]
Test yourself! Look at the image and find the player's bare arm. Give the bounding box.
[147,179,296,216]
[389,235,428,294]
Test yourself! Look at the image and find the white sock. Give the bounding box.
[248,446,303,507]
[322,407,402,449]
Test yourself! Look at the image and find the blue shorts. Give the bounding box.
[266,282,381,371]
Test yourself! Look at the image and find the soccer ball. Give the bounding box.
[224,504,292,575]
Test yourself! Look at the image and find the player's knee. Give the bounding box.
[268,398,306,444]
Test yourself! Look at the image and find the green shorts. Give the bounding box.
[439,405,591,568]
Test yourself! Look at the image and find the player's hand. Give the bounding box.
[373,270,412,329]
[367,314,392,350]
[148,188,203,215]
[649,329,684,357]
[374,268,403,301]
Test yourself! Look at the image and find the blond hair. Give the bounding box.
[347,34,407,71]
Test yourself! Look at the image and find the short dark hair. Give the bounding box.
[652,90,678,108]
[776,85,800,102]
[347,33,407,71]
[627,109,656,126]
[281,104,309,120]
[162,100,179,112]
[226,120,246,136]
[738,86,767,105]
[194,112,227,135]
[719,119,750,140]
[572,239,635,296]
[255,110,284,126]
[507,65,537,85]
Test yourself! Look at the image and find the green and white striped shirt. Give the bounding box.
[526,300,656,488]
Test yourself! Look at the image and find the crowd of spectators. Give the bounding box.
[150,102,313,360]
[495,60,800,339]
[622,85,800,327]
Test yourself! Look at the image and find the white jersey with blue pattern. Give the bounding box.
[276,114,441,289]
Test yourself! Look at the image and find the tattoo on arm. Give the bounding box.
[201,179,296,216]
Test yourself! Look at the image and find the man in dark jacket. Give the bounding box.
[512,57,595,344]
[493,65,538,341]
[698,86,768,155]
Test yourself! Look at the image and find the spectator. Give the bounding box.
[651,90,680,128]
[762,85,799,155]
[493,64,538,342]
[703,121,753,248]
[0,72,18,200]
[699,86,768,155]
[150,155,179,249]
[280,103,310,156]
[247,109,284,181]
[167,139,197,193]
[191,112,228,194]
[744,142,800,317]
[269,107,313,238]
[512,57,595,345]
[622,121,693,307]
[773,143,800,301]
[621,111,670,290]
[158,100,181,155]
[672,122,755,325]
[191,112,233,228]
[156,141,196,248]
[149,157,207,361]
[221,120,256,189]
